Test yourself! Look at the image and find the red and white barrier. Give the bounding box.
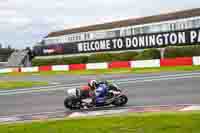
[193,56,200,66]
[21,67,39,72]
[52,65,69,71]
[0,68,13,73]
[130,59,160,68]
[109,61,130,68]
[160,57,193,66]
[86,63,108,70]
[0,56,200,74]
[69,64,86,70]
[39,66,52,72]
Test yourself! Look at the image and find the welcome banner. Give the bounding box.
[34,28,200,56]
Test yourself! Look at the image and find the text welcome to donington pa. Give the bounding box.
[78,28,200,52]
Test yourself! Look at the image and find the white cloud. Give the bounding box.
[0,0,199,49]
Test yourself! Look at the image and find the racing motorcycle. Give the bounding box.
[64,81,128,110]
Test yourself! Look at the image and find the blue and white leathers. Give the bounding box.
[95,83,108,104]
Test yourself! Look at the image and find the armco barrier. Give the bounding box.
[21,67,39,72]
[39,66,52,71]
[109,61,130,68]
[0,68,13,73]
[52,65,69,71]
[12,68,21,72]
[0,56,200,74]
[160,57,193,66]
[193,56,200,66]
[130,59,160,68]
[86,63,108,70]
[69,64,86,70]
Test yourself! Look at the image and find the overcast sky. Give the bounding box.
[0,0,200,49]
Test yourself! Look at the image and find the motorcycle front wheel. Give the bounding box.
[112,95,128,106]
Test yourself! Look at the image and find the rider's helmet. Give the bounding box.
[88,80,98,90]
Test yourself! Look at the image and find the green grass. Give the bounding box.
[1,65,200,76]
[0,81,48,90]
[0,112,200,133]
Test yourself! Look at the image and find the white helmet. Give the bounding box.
[88,80,98,89]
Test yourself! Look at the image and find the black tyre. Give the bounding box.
[64,97,72,109]
[113,95,128,106]
[64,97,81,110]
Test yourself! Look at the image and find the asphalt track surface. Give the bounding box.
[0,71,200,116]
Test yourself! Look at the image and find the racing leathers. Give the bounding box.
[81,80,116,107]
[94,83,109,104]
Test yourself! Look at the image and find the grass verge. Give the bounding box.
[1,65,200,76]
[0,112,200,133]
[0,81,48,90]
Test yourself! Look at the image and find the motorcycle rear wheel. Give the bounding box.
[64,97,81,110]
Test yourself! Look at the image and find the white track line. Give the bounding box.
[116,72,200,82]
[180,105,200,111]
[119,75,200,84]
[1,72,200,93]
[1,72,200,95]
[0,83,84,93]
[0,104,198,119]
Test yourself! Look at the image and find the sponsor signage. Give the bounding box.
[34,28,200,56]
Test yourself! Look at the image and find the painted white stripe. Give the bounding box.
[118,75,200,85]
[193,56,200,66]
[0,68,13,73]
[0,117,20,122]
[68,109,129,118]
[114,72,200,82]
[50,82,60,85]
[130,59,160,68]
[0,82,84,93]
[180,106,200,111]
[0,86,72,96]
[1,72,200,96]
[1,72,200,94]
[0,104,196,122]
[21,67,39,72]
[86,63,108,70]
[52,65,69,71]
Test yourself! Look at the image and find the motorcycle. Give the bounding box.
[64,81,128,110]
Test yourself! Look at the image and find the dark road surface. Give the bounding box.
[0,71,200,116]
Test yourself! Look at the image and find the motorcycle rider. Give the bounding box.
[80,80,117,107]
[88,80,118,91]
[88,80,109,105]
[88,80,98,91]
[64,80,127,109]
